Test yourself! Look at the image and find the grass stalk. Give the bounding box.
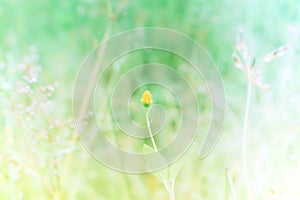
[226,168,237,200]
[242,79,252,200]
[145,109,175,200]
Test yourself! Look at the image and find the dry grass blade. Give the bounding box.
[263,46,288,63]
[232,53,244,70]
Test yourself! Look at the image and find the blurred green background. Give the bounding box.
[0,0,300,199]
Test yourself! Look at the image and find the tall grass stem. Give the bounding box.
[145,109,175,200]
[242,80,252,200]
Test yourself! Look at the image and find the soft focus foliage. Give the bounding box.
[0,0,299,199]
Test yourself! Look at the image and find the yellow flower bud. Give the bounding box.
[141,90,153,107]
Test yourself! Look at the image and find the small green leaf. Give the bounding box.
[143,144,155,154]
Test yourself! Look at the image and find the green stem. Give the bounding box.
[145,109,158,152]
[163,179,176,200]
[242,79,252,200]
[145,109,175,200]
[226,168,237,200]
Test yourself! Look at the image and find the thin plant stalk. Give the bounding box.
[145,109,176,200]
[226,168,237,200]
[163,180,175,200]
[145,109,158,152]
[233,37,284,200]
[242,78,252,200]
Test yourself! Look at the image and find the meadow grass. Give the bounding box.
[0,0,299,199]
